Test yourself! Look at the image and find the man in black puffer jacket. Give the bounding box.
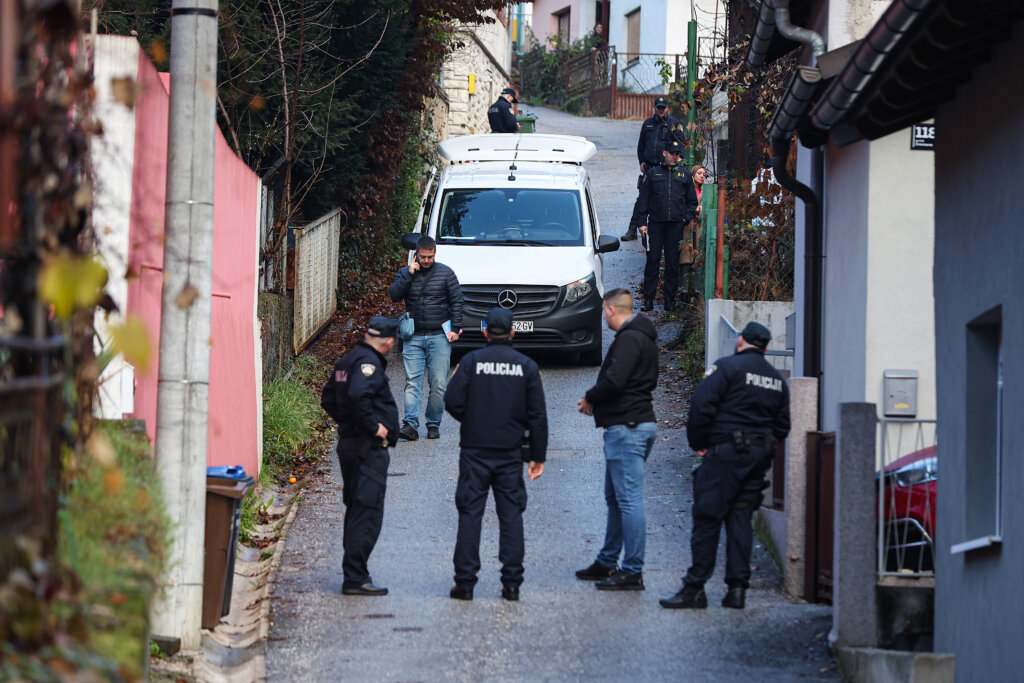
[389,235,465,441]
[576,288,659,592]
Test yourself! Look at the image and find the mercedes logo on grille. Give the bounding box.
[497,289,518,309]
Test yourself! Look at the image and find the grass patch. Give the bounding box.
[56,419,170,680]
[240,354,331,544]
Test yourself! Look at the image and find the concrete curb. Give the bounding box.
[152,489,302,682]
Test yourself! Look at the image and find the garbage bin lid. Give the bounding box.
[207,465,249,480]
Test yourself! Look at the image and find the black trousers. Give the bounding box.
[643,220,684,305]
[338,438,389,586]
[684,441,771,588]
[453,447,527,589]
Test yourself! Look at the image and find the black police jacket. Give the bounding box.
[330,341,400,446]
[636,114,685,168]
[388,262,464,333]
[488,97,518,133]
[444,340,549,462]
[584,314,659,428]
[631,162,699,226]
[686,348,791,452]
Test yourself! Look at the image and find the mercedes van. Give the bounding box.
[401,134,620,365]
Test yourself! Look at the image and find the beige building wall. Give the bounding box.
[441,13,512,138]
[864,130,936,424]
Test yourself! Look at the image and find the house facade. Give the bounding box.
[744,0,1024,676]
[440,10,513,138]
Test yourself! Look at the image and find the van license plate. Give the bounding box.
[513,321,534,332]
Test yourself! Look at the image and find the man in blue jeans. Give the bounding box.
[576,288,659,590]
[388,236,465,441]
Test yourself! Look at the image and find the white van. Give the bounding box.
[401,134,620,365]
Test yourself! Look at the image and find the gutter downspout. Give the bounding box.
[766,0,825,394]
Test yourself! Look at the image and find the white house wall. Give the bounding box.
[91,35,140,420]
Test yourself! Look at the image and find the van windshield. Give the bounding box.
[436,188,585,246]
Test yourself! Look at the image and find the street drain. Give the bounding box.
[364,613,394,619]
[388,472,407,477]
[393,626,423,632]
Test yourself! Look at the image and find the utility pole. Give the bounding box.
[149,0,219,652]
[685,19,697,168]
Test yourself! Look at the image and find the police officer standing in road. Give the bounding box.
[632,139,699,311]
[444,307,548,602]
[623,96,686,241]
[488,88,521,133]
[660,322,790,610]
[322,317,400,596]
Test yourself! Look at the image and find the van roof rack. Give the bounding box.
[439,133,597,165]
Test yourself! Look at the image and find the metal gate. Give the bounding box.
[805,431,835,603]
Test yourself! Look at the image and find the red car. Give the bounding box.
[880,445,937,573]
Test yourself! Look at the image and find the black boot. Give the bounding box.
[722,585,746,609]
[621,225,638,241]
[659,583,707,609]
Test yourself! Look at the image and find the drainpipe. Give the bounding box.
[766,0,825,390]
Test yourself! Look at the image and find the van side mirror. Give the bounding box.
[596,234,620,253]
[401,233,420,251]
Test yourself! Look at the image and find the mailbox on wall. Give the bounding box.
[883,369,919,417]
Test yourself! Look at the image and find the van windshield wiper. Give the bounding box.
[476,239,555,246]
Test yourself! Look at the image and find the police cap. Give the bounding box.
[485,307,514,335]
[501,87,519,103]
[740,321,771,350]
[654,96,669,108]
[664,139,683,155]
[367,316,398,338]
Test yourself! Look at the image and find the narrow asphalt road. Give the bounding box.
[266,106,836,681]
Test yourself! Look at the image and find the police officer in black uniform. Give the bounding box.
[623,96,686,241]
[324,316,400,596]
[660,322,790,610]
[488,88,520,133]
[444,307,548,602]
[632,138,698,311]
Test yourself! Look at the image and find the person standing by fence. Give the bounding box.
[624,96,685,242]
[679,164,707,302]
[632,139,699,311]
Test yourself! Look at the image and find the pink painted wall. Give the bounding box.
[126,54,260,477]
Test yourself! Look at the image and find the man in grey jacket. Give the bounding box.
[388,236,465,441]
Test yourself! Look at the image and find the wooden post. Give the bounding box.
[714,180,726,298]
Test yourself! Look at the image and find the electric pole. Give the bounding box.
[149,0,219,651]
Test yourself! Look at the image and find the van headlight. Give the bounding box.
[564,274,596,305]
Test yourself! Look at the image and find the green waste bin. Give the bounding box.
[202,466,254,629]
[516,113,537,133]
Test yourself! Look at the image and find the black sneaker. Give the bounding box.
[722,585,746,609]
[399,423,419,441]
[501,585,520,602]
[659,583,707,609]
[575,560,617,581]
[641,301,654,312]
[427,426,440,439]
[595,569,644,591]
